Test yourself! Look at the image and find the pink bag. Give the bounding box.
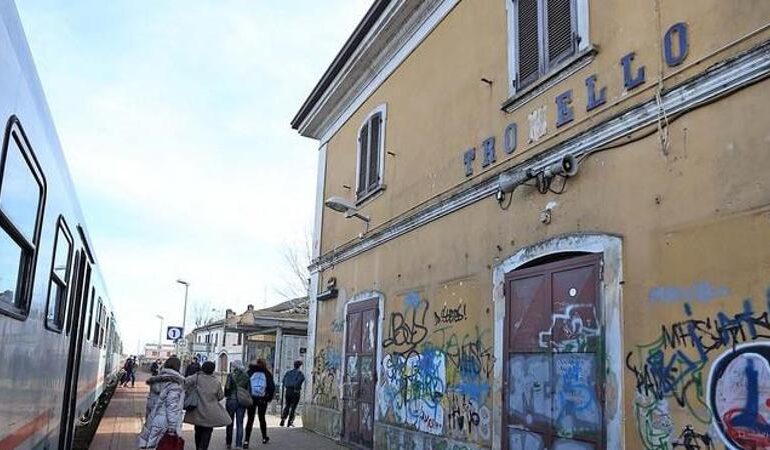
[156,431,184,450]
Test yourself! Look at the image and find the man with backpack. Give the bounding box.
[280,360,305,427]
[244,359,275,447]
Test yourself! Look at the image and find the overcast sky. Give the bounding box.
[16,1,370,354]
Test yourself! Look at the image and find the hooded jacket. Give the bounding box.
[138,368,185,448]
[183,372,232,428]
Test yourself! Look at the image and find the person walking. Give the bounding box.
[138,357,185,448]
[224,360,251,449]
[185,357,201,377]
[244,359,275,447]
[150,359,160,376]
[183,361,231,450]
[280,360,305,427]
[121,357,135,387]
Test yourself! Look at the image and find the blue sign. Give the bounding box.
[166,326,183,341]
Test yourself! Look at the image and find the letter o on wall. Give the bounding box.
[664,22,689,67]
[504,123,517,155]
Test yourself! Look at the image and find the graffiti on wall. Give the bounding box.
[313,344,341,409]
[378,282,494,443]
[628,287,770,449]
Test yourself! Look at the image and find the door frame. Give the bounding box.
[340,290,384,447]
[491,233,624,450]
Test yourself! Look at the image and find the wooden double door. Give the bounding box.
[342,299,378,448]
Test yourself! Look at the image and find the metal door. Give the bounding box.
[504,253,603,449]
[342,299,378,448]
[58,250,91,449]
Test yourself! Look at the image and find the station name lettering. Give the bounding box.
[463,21,689,177]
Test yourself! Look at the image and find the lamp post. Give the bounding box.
[176,279,190,335]
[155,314,164,357]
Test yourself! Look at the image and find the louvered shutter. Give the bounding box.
[368,114,381,190]
[546,0,575,66]
[357,123,368,196]
[517,0,540,88]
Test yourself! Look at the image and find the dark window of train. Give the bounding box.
[93,299,102,348]
[86,288,95,341]
[45,218,73,332]
[0,117,47,319]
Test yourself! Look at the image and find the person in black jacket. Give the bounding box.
[244,359,275,447]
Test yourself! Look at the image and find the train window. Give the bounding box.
[45,218,73,332]
[86,288,95,341]
[0,117,46,319]
[93,299,102,348]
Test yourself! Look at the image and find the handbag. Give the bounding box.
[231,374,253,407]
[156,431,184,450]
[184,374,199,412]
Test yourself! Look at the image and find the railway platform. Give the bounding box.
[90,372,345,449]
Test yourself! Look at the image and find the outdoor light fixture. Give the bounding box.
[324,196,370,234]
[496,154,580,207]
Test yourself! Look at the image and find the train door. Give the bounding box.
[342,298,378,448]
[58,249,91,450]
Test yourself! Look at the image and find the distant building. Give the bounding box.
[187,298,308,379]
[143,343,176,360]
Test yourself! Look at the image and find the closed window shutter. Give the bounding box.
[517,0,540,88]
[546,0,574,65]
[368,114,381,190]
[357,123,369,196]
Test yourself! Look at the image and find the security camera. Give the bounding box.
[543,154,578,179]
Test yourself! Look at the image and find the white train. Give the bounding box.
[0,2,123,449]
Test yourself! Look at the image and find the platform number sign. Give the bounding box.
[166,326,184,342]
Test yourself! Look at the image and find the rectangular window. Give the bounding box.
[93,299,102,348]
[45,218,73,332]
[222,332,226,346]
[509,0,584,91]
[237,333,242,346]
[86,289,95,341]
[356,106,386,201]
[0,117,46,319]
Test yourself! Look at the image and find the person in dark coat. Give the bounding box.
[121,357,136,387]
[280,360,305,427]
[244,359,275,447]
[151,359,160,376]
[224,360,251,449]
[185,358,201,377]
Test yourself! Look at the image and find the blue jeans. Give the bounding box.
[225,398,246,447]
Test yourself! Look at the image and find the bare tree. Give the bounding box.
[274,232,311,301]
[191,299,219,328]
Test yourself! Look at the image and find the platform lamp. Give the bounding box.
[324,197,370,234]
[176,279,190,356]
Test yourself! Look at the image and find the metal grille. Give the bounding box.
[517,0,540,87]
[547,0,574,65]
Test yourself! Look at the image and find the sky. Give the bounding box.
[15,1,371,355]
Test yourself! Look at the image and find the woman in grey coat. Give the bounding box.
[138,357,185,448]
[184,361,232,450]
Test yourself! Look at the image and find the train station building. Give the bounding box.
[293,1,770,449]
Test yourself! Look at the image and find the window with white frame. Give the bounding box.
[356,105,386,201]
[507,0,589,92]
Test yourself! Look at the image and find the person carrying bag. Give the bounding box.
[224,361,251,449]
[184,361,231,450]
[138,357,185,449]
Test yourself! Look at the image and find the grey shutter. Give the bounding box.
[368,114,381,190]
[357,123,369,196]
[546,0,575,66]
[517,0,540,88]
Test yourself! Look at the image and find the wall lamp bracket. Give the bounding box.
[325,196,371,234]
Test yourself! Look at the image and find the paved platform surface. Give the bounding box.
[90,372,345,449]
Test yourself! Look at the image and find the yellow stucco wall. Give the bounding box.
[309,1,770,448]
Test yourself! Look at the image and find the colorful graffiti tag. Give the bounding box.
[378,285,494,444]
[312,344,341,409]
[628,289,770,449]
